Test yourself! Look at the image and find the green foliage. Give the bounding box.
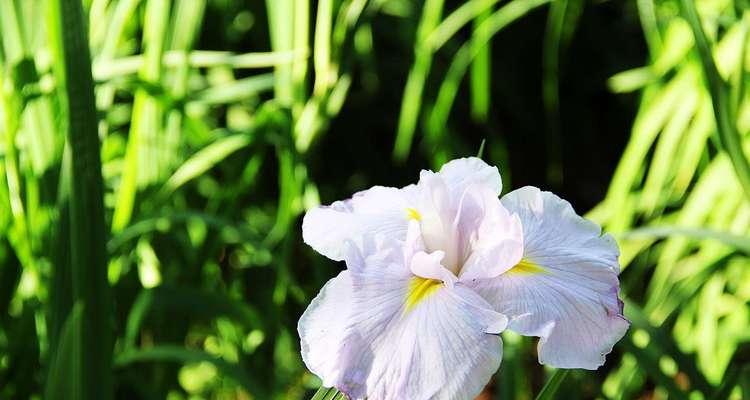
[0,0,748,399]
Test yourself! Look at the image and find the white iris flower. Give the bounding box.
[299,158,629,400]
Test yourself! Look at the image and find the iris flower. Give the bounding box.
[299,158,628,399]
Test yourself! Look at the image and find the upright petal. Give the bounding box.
[302,185,418,261]
[473,186,629,369]
[435,157,503,196]
[458,186,524,281]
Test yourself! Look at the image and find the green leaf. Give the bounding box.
[124,285,264,349]
[392,0,445,161]
[680,0,750,201]
[45,303,84,400]
[310,387,346,400]
[159,133,253,197]
[535,369,569,400]
[47,0,113,398]
[115,345,264,397]
[621,226,750,255]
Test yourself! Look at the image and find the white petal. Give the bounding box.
[410,251,457,287]
[473,186,629,370]
[301,238,507,400]
[436,157,502,196]
[342,284,506,400]
[458,187,524,281]
[302,185,417,261]
[297,271,355,387]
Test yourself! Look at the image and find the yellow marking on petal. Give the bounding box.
[406,207,422,221]
[404,277,441,313]
[507,259,547,275]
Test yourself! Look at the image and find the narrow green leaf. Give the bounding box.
[124,285,264,348]
[45,303,84,400]
[392,0,445,161]
[477,139,486,158]
[115,345,264,397]
[47,0,113,398]
[159,133,253,197]
[93,50,303,80]
[470,0,493,122]
[680,0,750,201]
[426,0,551,148]
[188,74,275,105]
[621,226,750,255]
[111,0,172,232]
[535,369,569,400]
[310,386,347,400]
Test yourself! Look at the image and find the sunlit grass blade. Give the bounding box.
[392,0,445,161]
[470,0,493,122]
[680,0,750,201]
[111,0,171,232]
[622,226,750,254]
[266,0,295,106]
[188,74,275,105]
[425,0,551,154]
[624,300,714,394]
[93,50,302,80]
[159,133,253,197]
[47,0,113,399]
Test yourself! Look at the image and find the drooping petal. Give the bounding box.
[297,271,355,387]
[342,285,506,400]
[473,186,629,370]
[302,185,418,261]
[435,157,503,196]
[299,237,508,400]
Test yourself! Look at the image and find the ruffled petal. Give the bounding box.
[297,271,355,387]
[340,281,506,400]
[473,186,629,369]
[302,185,417,261]
[458,186,524,281]
[300,237,507,400]
[435,157,502,196]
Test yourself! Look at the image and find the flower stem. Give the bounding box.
[535,369,570,400]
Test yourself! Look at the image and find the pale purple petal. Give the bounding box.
[472,186,629,369]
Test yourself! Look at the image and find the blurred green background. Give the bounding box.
[1,0,749,399]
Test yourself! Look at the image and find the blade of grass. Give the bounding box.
[622,226,750,255]
[115,345,265,397]
[470,0,493,122]
[47,0,113,398]
[266,0,295,107]
[310,387,346,400]
[111,0,171,232]
[425,0,551,149]
[680,0,750,201]
[535,369,569,400]
[124,285,264,348]
[392,0,445,161]
[158,133,253,197]
[44,302,83,400]
[542,0,582,187]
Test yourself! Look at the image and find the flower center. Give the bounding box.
[404,276,442,313]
